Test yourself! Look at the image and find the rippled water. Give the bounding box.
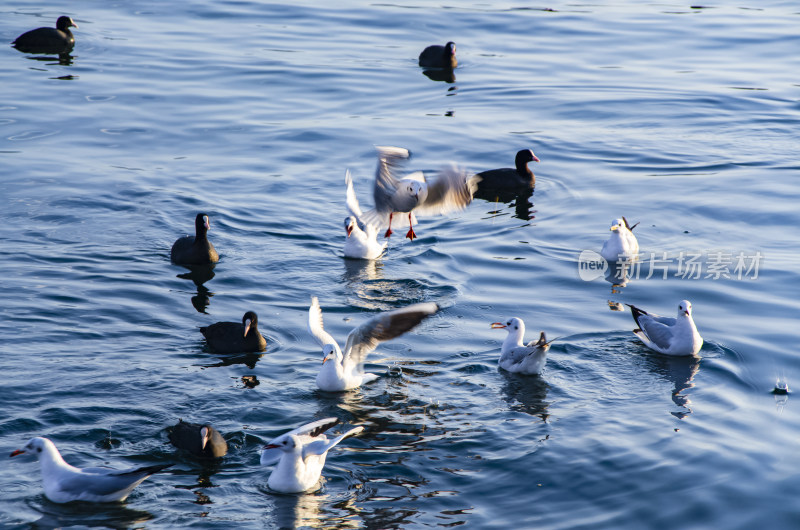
[2,1,799,528]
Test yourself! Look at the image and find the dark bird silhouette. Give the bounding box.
[167,420,227,459]
[171,213,219,265]
[418,41,457,69]
[12,16,77,55]
[200,311,267,353]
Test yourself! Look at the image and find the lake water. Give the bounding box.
[2,1,799,528]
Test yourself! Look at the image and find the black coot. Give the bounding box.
[476,149,540,193]
[200,311,267,353]
[171,213,219,265]
[12,16,77,55]
[168,420,228,459]
[418,41,457,69]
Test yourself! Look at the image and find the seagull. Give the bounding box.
[363,146,480,241]
[600,217,639,263]
[491,317,555,375]
[167,420,228,459]
[344,169,387,260]
[9,437,172,503]
[308,296,439,391]
[260,417,364,493]
[626,300,703,356]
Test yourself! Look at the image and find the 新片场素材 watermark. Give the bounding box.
[577,250,763,282]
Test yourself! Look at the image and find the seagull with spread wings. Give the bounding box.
[307,296,439,391]
[362,146,480,241]
[344,169,387,260]
[260,417,364,493]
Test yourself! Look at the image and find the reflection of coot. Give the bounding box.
[418,41,457,68]
[171,213,219,265]
[200,311,267,353]
[168,420,227,459]
[475,149,539,199]
[422,68,455,83]
[13,16,77,55]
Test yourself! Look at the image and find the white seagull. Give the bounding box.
[344,169,387,260]
[627,300,703,356]
[363,146,480,241]
[260,417,364,493]
[600,217,639,263]
[491,317,555,375]
[308,296,439,391]
[10,437,172,503]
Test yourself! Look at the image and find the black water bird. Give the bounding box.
[200,310,267,353]
[167,420,228,459]
[418,41,457,69]
[476,149,540,194]
[12,16,78,55]
[171,213,219,265]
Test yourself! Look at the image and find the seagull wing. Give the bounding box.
[261,418,340,466]
[372,146,411,215]
[415,164,479,216]
[61,464,171,499]
[342,302,439,371]
[308,297,338,350]
[345,169,378,236]
[302,426,364,461]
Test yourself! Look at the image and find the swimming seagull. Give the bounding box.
[600,217,639,263]
[308,296,439,391]
[344,169,387,260]
[626,300,703,356]
[491,317,555,375]
[260,417,364,493]
[363,146,480,241]
[9,437,172,503]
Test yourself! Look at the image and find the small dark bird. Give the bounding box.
[200,311,267,353]
[476,150,540,193]
[168,420,227,459]
[418,41,457,69]
[12,16,78,55]
[171,213,219,265]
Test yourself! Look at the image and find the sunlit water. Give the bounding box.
[1,1,799,528]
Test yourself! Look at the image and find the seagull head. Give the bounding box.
[407,180,427,204]
[262,434,300,454]
[322,344,340,364]
[344,217,355,237]
[491,317,526,338]
[491,317,523,332]
[678,300,693,317]
[610,218,625,232]
[10,437,50,459]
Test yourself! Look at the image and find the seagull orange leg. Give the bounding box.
[405,213,417,241]
[384,213,394,238]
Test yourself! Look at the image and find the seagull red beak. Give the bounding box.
[262,443,280,450]
[10,449,25,457]
[683,310,689,316]
[490,322,507,329]
[346,225,353,237]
